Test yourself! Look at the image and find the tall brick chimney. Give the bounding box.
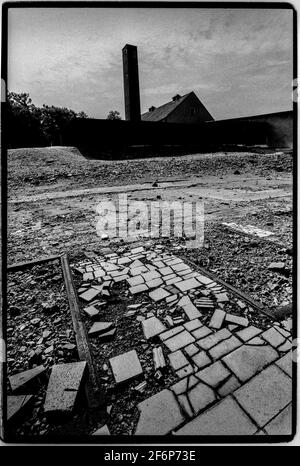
[122,44,141,122]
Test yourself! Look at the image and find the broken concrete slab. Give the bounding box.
[209,336,242,360]
[191,326,212,340]
[191,351,211,369]
[176,364,194,379]
[197,328,232,350]
[174,396,257,435]
[110,350,143,385]
[222,344,278,382]
[129,284,148,295]
[261,327,286,348]
[217,375,241,397]
[84,305,100,318]
[184,319,202,332]
[44,361,87,418]
[188,382,216,415]
[79,288,101,302]
[168,350,189,371]
[135,389,185,435]
[236,326,262,342]
[146,278,164,289]
[9,365,46,393]
[234,364,292,427]
[175,278,202,293]
[88,322,114,337]
[184,343,199,357]
[142,316,167,340]
[7,395,34,423]
[159,326,184,342]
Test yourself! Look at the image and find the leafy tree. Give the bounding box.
[106,110,122,120]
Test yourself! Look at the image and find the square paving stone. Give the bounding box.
[9,366,46,393]
[146,278,164,289]
[130,284,148,295]
[192,351,211,369]
[196,361,230,387]
[225,314,249,327]
[149,287,170,302]
[222,344,278,382]
[171,262,190,273]
[184,343,199,357]
[177,268,193,276]
[192,326,212,340]
[164,330,195,352]
[127,275,144,287]
[142,270,161,282]
[236,326,262,342]
[176,364,194,379]
[197,328,232,350]
[159,326,185,342]
[142,316,167,339]
[209,336,242,360]
[209,309,226,329]
[264,403,292,435]
[182,301,202,320]
[174,396,257,435]
[196,275,213,286]
[275,351,292,377]
[84,306,100,318]
[135,389,185,435]
[234,364,292,427]
[184,319,202,332]
[44,361,87,417]
[110,350,143,385]
[261,327,286,348]
[215,293,229,303]
[168,350,189,370]
[160,266,173,276]
[79,288,101,302]
[175,278,202,293]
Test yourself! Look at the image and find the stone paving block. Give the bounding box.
[171,262,190,273]
[197,328,232,350]
[110,350,143,385]
[278,340,292,353]
[234,364,292,427]
[130,259,144,269]
[174,396,257,435]
[84,305,100,318]
[129,284,148,295]
[222,344,278,382]
[159,326,184,342]
[225,314,249,327]
[127,275,144,287]
[273,325,291,339]
[168,350,189,370]
[164,330,195,352]
[7,395,33,422]
[88,321,114,337]
[135,389,185,435]
[191,351,211,369]
[142,316,167,339]
[184,319,202,332]
[261,327,286,348]
[196,361,230,387]
[175,278,202,293]
[209,336,242,360]
[131,266,149,276]
[184,343,199,357]
[44,361,87,417]
[83,272,94,281]
[79,288,101,302]
[264,403,292,435]
[9,365,46,393]
[149,287,170,302]
[236,326,262,342]
[196,275,213,286]
[275,351,292,377]
[182,302,202,320]
[162,273,177,282]
[152,260,165,269]
[192,326,212,340]
[177,295,191,307]
[147,278,164,289]
[142,270,161,282]
[165,258,183,266]
[215,293,229,303]
[176,364,194,379]
[188,382,216,415]
[165,276,182,286]
[247,337,267,345]
[93,424,111,435]
[166,295,178,304]
[209,309,226,329]
[113,274,129,283]
[171,374,199,395]
[217,375,241,397]
[160,266,173,276]
[177,268,193,276]
[94,269,105,278]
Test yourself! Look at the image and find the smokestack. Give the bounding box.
[122,44,141,122]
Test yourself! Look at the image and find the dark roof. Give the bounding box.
[141,93,191,122]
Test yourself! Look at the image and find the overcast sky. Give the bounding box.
[7,7,293,120]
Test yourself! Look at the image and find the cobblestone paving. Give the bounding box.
[73,244,293,436]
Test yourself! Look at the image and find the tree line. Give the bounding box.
[5,92,122,148]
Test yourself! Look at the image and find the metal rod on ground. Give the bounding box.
[7,255,62,272]
[60,254,103,408]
